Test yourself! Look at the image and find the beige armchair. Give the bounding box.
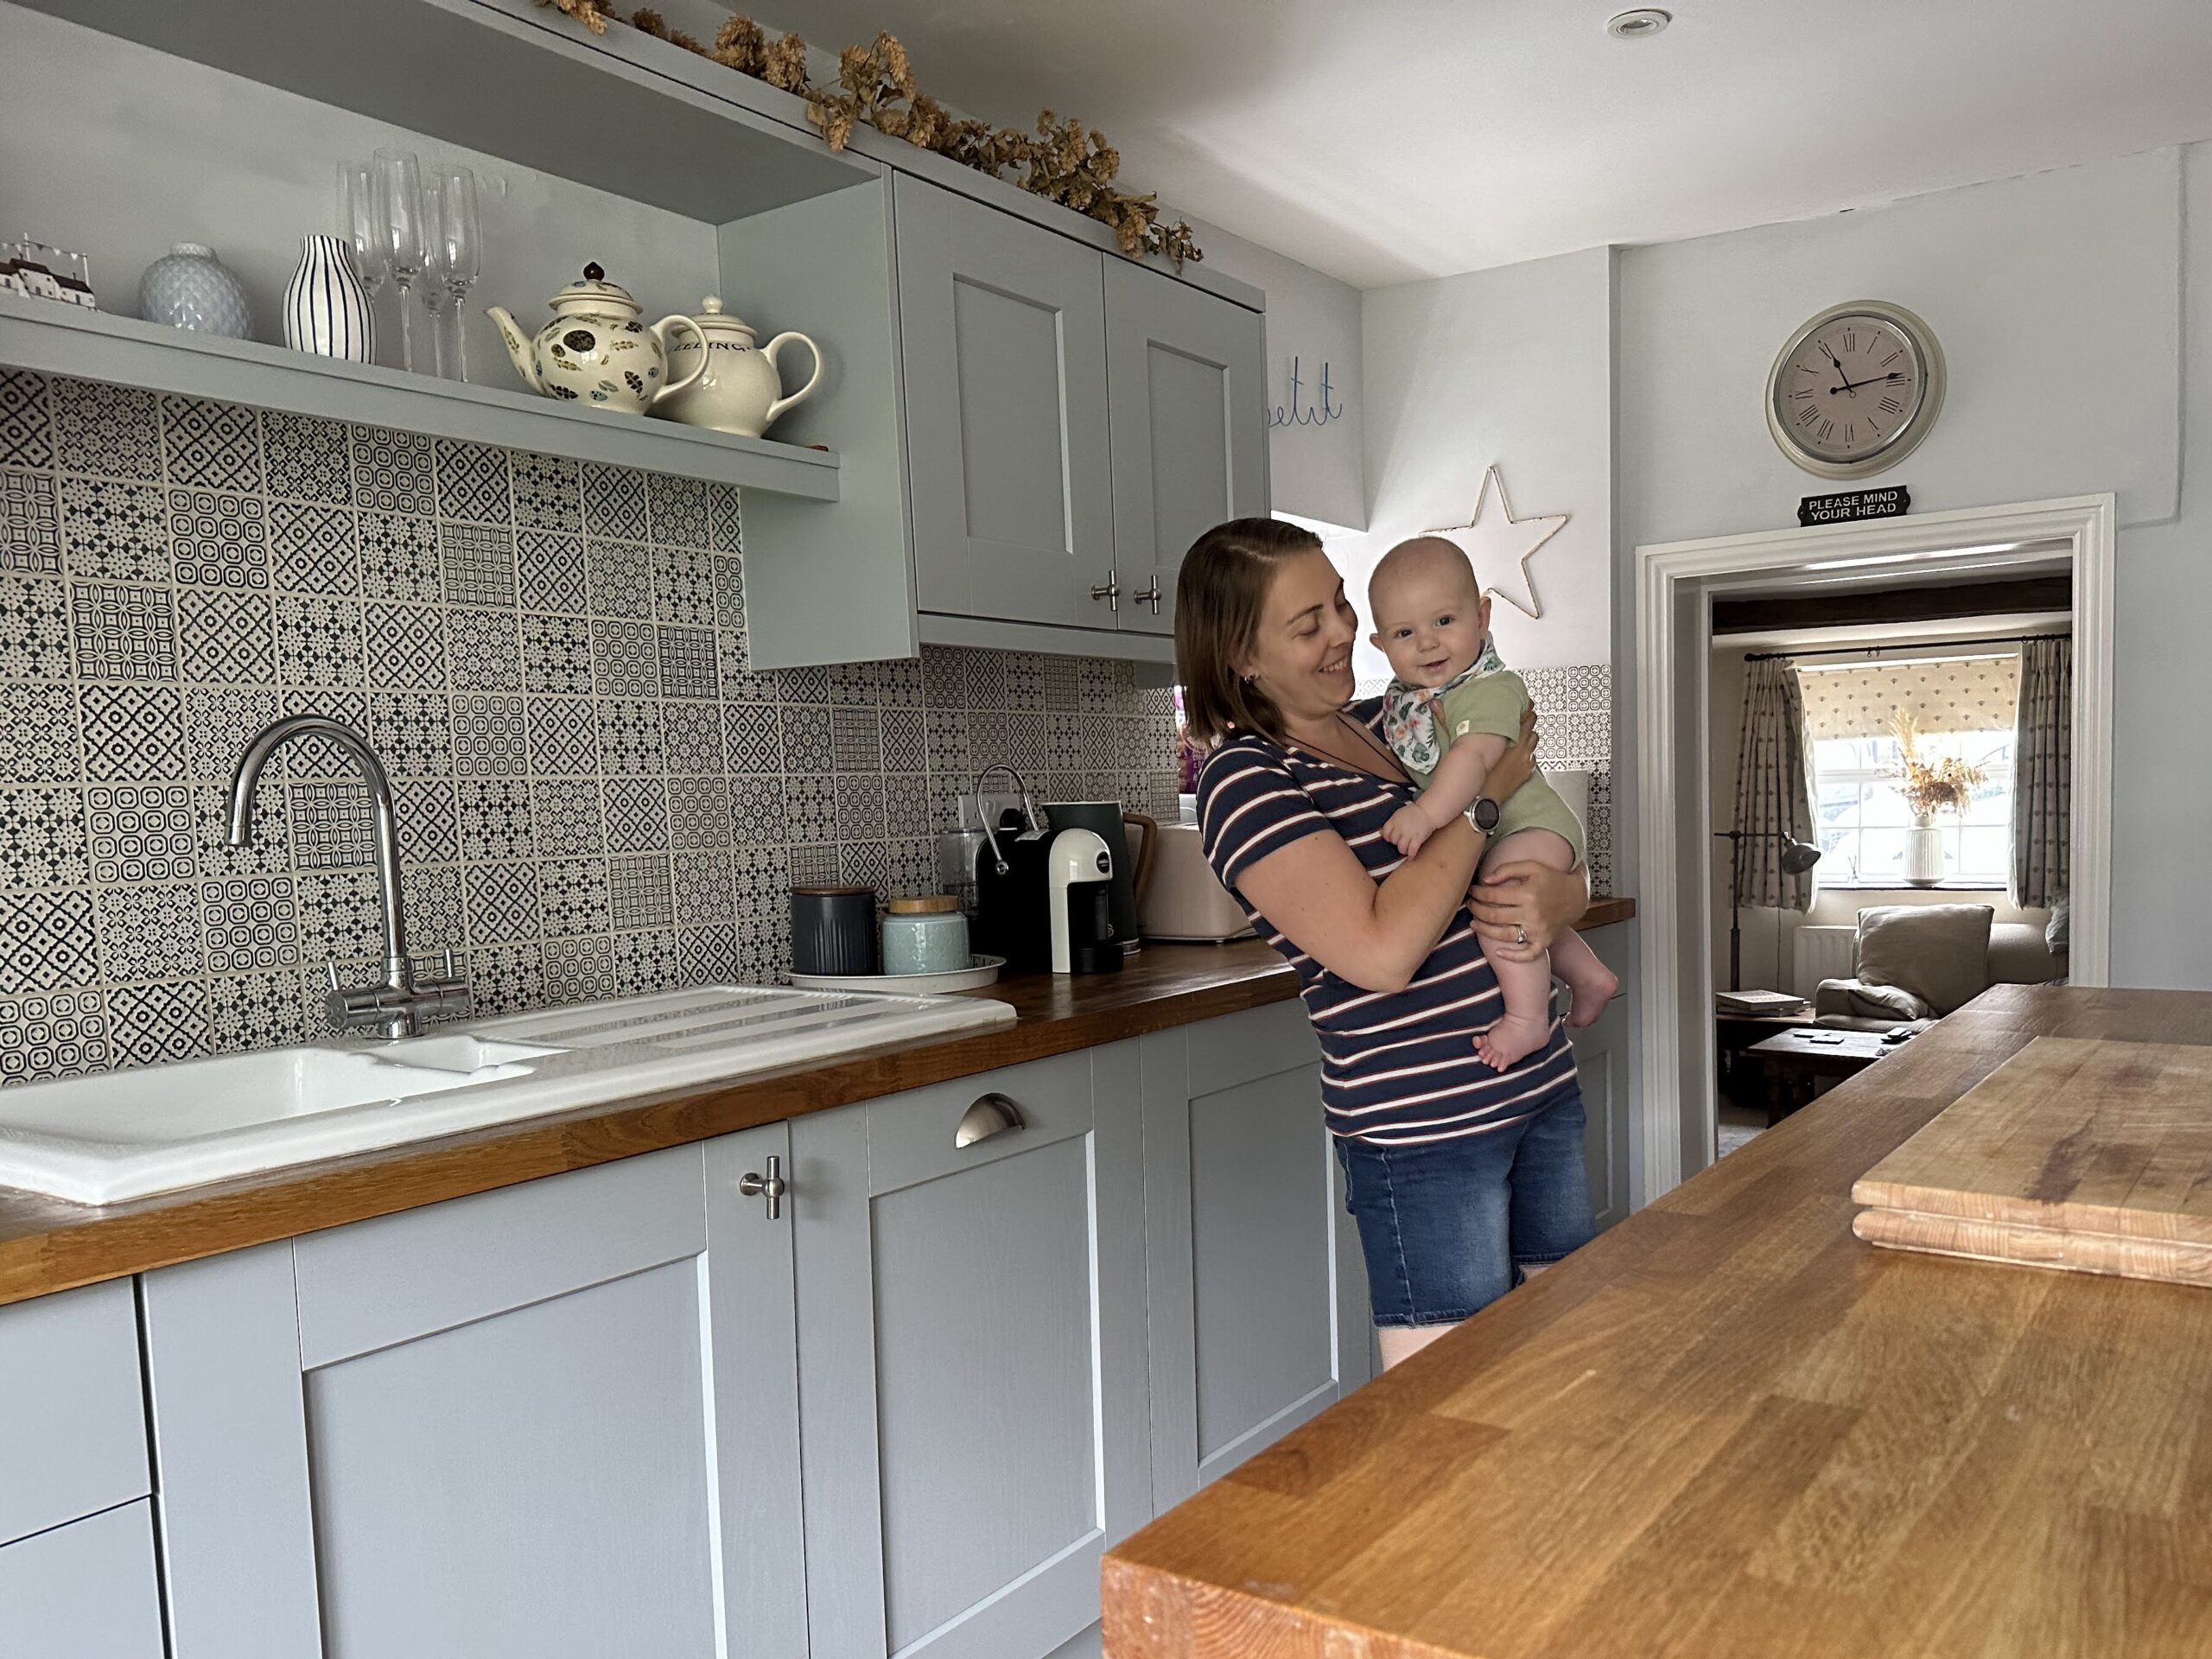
[1814,904,2069,1032]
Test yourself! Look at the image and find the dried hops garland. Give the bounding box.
[534,4,1202,264]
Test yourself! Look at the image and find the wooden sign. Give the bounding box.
[1799,485,1909,526]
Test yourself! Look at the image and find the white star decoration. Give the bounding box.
[1423,464,1570,621]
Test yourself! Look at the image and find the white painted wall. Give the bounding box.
[1353,245,1614,677]
[1182,215,1367,531]
[1614,145,2204,991]
[0,4,721,382]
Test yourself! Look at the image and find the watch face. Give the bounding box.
[1770,306,1940,477]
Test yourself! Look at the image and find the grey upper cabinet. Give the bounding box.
[142,1132,807,1659]
[896,174,1119,630]
[1140,1002,1371,1507]
[1103,260,1269,638]
[791,1045,1149,1659]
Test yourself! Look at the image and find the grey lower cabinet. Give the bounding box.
[0,1276,162,1659]
[126,1007,1351,1659]
[1574,922,1633,1233]
[1103,259,1269,639]
[140,1127,806,1659]
[790,1044,1150,1659]
[0,1498,167,1658]
[1140,1001,1372,1505]
[897,173,1119,630]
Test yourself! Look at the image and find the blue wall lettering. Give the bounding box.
[1268,355,1344,429]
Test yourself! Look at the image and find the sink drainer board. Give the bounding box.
[0,987,1016,1205]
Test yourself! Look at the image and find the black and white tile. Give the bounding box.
[0,371,1183,1084]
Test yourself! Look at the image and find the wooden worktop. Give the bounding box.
[0,899,1633,1309]
[1103,982,2212,1659]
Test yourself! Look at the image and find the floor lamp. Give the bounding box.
[1713,830,1823,992]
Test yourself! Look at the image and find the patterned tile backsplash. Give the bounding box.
[0,370,1182,1084]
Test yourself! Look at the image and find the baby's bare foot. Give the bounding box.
[1474,1011,1549,1071]
[1566,963,1620,1029]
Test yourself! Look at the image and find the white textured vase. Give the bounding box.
[282,235,374,363]
[140,244,251,339]
[1904,822,1944,887]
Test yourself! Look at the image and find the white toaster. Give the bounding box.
[1138,821,1253,943]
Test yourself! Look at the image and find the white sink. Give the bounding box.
[0,985,1016,1205]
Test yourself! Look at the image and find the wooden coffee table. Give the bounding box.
[1747,1027,1901,1120]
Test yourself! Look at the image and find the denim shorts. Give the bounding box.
[1334,1076,1596,1327]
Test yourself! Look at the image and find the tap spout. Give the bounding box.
[227,715,409,981]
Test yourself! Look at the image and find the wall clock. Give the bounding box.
[1766,300,1945,480]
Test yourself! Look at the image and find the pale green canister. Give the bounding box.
[881,894,969,976]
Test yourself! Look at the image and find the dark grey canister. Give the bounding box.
[791,886,877,976]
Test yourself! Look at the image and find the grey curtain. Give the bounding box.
[2010,636,2072,909]
[1733,659,1818,912]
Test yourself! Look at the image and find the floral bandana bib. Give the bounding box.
[1380,633,1509,777]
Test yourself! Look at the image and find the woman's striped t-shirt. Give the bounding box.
[1197,706,1576,1147]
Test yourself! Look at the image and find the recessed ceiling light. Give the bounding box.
[1607,9,1672,39]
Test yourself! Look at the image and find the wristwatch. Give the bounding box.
[1466,797,1502,835]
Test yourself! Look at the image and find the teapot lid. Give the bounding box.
[550,262,639,315]
[689,295,757,337]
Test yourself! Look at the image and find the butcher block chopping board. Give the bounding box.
[1853,1035,2212,1286]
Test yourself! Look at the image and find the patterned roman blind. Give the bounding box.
[1797,654,2021,741]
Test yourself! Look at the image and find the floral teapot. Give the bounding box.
[650,296,823,439]
[486,264,706,415]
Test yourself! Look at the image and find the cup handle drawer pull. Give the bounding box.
[956,1093,1025,1148]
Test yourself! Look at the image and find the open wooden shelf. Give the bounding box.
[0,294,842,499]
[14,0,874,224]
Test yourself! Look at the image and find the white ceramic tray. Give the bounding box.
[788,956,1007,995]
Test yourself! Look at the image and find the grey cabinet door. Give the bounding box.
[1103,260,1268,637]
[1574,925,1632,1232]
[1141,1002,1371,1508]
[895,174,1116,628]
[0,1498,166,1659]
[142,1135,806,1659]
[792,1046,1148,1659]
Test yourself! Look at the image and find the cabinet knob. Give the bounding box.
[955,1092,1025,1148]
[737,1154,787,1220]
[1130,581,1162,614]
[1089,576,1120,612]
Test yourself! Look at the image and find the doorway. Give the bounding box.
[1630,495,2115,1199]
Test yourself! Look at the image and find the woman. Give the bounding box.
[1178,518,1595,1369]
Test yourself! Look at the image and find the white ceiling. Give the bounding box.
[744,0,2212,288]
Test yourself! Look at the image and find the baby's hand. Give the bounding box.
[1383,805,1433,857]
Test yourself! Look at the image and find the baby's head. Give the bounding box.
[1367,537,1492,689]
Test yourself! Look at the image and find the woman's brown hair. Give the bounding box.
[1175,517,1324,747]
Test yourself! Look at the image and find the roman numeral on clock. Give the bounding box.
[1879,395,1904,415]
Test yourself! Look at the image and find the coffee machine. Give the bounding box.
[971,813,1123,976]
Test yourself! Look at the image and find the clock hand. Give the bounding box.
[1817,341,1853,395]
[1828,370,1907,395]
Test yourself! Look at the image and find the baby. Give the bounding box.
[1369,537,1619,1070]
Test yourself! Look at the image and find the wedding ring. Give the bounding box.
[1515,925,1529,947]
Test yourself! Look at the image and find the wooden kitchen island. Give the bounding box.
[1103,984,2212,1658]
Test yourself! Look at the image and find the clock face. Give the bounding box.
[1769,305,1942,479]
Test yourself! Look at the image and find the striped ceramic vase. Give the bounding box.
[282,234,374,363]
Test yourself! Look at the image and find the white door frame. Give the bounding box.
[1631,493,2116,1202]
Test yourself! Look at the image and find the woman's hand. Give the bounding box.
[1470,860,1589,962]
[1483,708,1541,805]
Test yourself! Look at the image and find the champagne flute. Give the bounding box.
[372,148,427,374]
[338,161,390,301]
[417,173,454,378]
[429,164,482,382]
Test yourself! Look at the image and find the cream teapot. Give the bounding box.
[486,264,706,415]
[650,296,823,439]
